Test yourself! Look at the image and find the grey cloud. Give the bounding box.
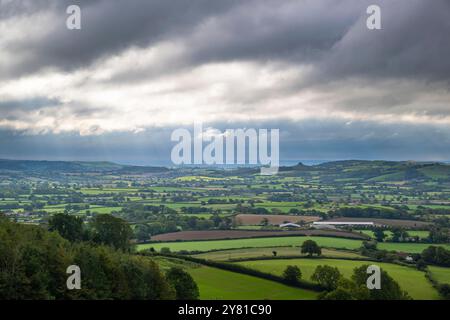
[2,0,240,77]
[313,0,450,84]
[1,119,450,163]
[94,0,450,100]
[0,97,61,120]
[3,0,450,85]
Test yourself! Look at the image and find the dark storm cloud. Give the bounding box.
[313,0,450,84]
[1,0,240,76]
[3,0,450,84]
[1,0,450,163]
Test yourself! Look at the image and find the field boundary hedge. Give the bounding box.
[425,268,450,300]
[222,255,377,263]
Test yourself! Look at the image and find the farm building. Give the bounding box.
[312,221,374,230]
[279,223,301,228]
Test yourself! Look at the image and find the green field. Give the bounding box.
[138,236,364,252]
[138,236,450,254]
[378,242,450,253]
[236,258,440,300]
[359,230,429,240]
[189,266,318,300]
[428,266,450,285]
[192,247,364,261]
[152,256,318,300]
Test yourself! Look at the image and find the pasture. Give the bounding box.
[189,266,318,300]
[138,236,364,252]
[192,247,364,261]
[428,266,450,284]
[236,258,439,300]
[378,242,450,253]
[152,256,318,300]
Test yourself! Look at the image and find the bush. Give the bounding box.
[160,247,171,254]
[282,265,302,284]
[301,240,321,256]
[438,284,450,300]
[311,265,341,290]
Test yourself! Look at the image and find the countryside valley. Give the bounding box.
[1,159,450,300]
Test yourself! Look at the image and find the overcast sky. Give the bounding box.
[1,0,450,164]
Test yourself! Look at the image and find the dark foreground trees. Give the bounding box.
[0,217,179,300]
[49,213,84,242]
[91,214,133,251]
[48,213,133,252]
[166,267,199,300]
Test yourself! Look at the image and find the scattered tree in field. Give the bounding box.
[91,214,133,251]
[166,267,199,300]
[319,278,367,300]
[352,265,410,300]
[373,228,386,242]
[421,246,450,267]
[416,259,427,271]
[301,240,322,256]
[272,251,277,257]
[391,228,409,242]
[321,265,410,300]
[48,213,84,242]
[311,265,341,290]
[282,265,302,284]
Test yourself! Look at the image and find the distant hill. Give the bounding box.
[279,160,450,182]
[0,159,168,174]
[1,159,450,183]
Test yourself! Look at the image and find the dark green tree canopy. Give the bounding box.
[91,214,133,251]
[165,267,199,300]
[282,265,302,284]
[311,265,341,290]
[48,213,84,242]
[301,240,322,256]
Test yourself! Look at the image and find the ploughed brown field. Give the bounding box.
[234,214,320,225]
[150,229,368,242]
[327,217,431,228]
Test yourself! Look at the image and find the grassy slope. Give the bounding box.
[378,242,450,253]
[138,236,363,252]
[189,266,318,300]
[359,230,429,240]
[236,258,439,300]
[139,236,450,254]
[152,256,317,300]
[428,266,450,285]
[192,247,364,261]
